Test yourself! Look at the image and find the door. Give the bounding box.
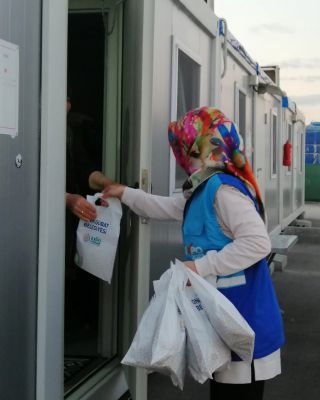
[38,1,153,398]
[253,96,266,199]
[64,1,125,396]
[264,104,281,233]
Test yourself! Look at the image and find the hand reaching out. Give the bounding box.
[89,171,126,205]
[183,260,198,286]
[101,183,125,202]
[66,193,97,221]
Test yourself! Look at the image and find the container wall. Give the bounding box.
[262,96,281,232]
[0,0,41,398]
[150,0,214,292]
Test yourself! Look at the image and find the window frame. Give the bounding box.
[234,82,247,146]
[299,131,304,174]
[169,36,202,196]
[270,108,278,179]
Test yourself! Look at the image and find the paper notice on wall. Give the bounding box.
[0,39,19,137]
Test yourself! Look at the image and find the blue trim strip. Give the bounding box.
[219,19,225,36]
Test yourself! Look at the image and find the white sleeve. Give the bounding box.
[121,187,185,221]
[195,185,271,277]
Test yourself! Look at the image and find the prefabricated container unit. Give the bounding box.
[219,31,305,235]
[305,122,320,202]
[149,0,219,290]
[0,1,304,400]
[149,0,305,296]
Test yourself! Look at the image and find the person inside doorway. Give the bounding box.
[88,107,285,400]
[64,88,111,360]
[65,88,98,272]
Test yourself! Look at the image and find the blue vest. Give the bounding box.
[183,173,285,359]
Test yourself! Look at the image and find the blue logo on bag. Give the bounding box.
[90,236,101,246]
[83,233,101,246]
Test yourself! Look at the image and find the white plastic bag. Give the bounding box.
[175,268,230,383]
[151,266,186,389]
[122,266,186,390]
[121,290,167,371]
[175,259,255,362]
[75,194,122,283]
[122,268,171,371]
[153,267,172,296]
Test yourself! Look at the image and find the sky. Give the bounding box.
[215,0,320,124]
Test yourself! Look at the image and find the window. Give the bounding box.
[177,50,200,120]
[271,111,278,178]
[234,83,247,146]
[238,90,247,141]
[300,132,304,173]
[170,39,201,194]
[239,91,246,137]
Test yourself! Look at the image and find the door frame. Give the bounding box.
[38,1,127,399]
[38,0,154,399]
[37,1,68,399]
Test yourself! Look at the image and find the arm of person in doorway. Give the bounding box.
[66,110,102,222]
[66,192,97,222]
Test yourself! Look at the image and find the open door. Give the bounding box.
[64,1,127,397]
[39,1,153,399]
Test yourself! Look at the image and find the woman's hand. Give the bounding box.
[101,183,126,202]
[89,171,113,191]
[89,171,125,205]
[66,193,97,221]
[184,260,198,274]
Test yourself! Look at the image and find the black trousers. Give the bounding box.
[210,364,265,400]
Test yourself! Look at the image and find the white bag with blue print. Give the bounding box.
[121,289,167,371]
[175,259,255,362]
[173,265,230,383]
[151,265,186,390]
[75,194,122,283]
[122,266,186,390]
[122,268,172,372]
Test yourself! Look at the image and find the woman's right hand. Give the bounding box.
[101,183,126,202]
[89,171,113,191]
[89,171,126,204]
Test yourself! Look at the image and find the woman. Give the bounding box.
[89,107,285,399]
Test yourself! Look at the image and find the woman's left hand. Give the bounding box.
[184,260,198,274]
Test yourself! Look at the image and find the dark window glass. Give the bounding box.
[175,50,200,188]
[238,91,246,143]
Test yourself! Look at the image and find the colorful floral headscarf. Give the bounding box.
[168,107,265,220]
